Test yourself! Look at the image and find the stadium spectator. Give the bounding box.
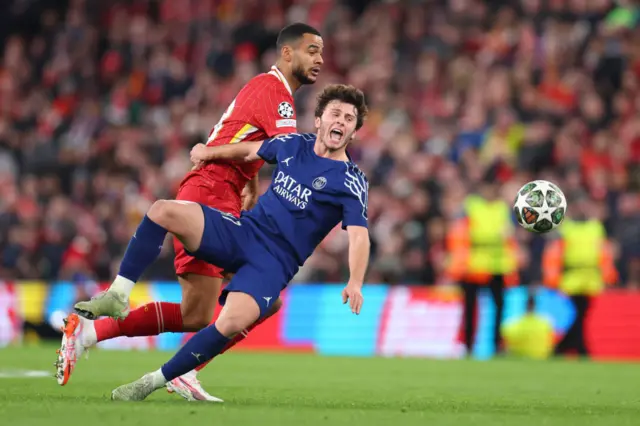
[0,0,638,288]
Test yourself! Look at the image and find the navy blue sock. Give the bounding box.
[117,215,168,282]
[161,324,231,381]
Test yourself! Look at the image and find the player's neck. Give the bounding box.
[274,61,301,93]
[314,142,348,162]
[288,77,302,93]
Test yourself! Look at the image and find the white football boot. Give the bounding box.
[73,290,130,320]
[112,373,162,401]
[54,313,96,385]
[166,370,224,402]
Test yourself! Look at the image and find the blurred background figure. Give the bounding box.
[0,0,638,359]
[0,0,637,288]
[445,167,519,355]
[501,289,554,360]
[543,196,618,358]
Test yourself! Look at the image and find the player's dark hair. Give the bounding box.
[276,23,321,50]
[315,84,368,130]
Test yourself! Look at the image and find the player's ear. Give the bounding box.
[314,116,321,129]
[351,132,356,140]
[281,45,293,63]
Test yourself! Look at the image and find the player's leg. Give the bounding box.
[167,299,283,402]
[193,297,283,372]
[73,200,205,320]
[85,280,194,345]
[59,207,248,394]
[56,206,232,387]
[112,291,261,401]
[58,275,217,373]
[554,294,584,356]
[179,273,222,330]
[167,234,284,401]
[89,182,226,336]
[55,200,206,385]
[67,212,221,351]
[461,281,478,355]
[575,295,591,357]
[165,271,225,402]
[77,273,219,344]
[489,275,505,354]
[172,180,228,331]
[73,183,225,337]
[112,263,285,401]
[167,273,284,402]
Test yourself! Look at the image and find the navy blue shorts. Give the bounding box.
[187,204,296,317]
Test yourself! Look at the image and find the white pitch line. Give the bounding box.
[0,369,51,378]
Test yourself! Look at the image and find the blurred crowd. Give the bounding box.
[0,0,639,288]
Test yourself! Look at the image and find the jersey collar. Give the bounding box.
[268,65,293,96]
[345,149,354,163]
[312,134,355,163]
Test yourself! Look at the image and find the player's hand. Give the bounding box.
[190,143,209,169]
[241,186,259,210]
[341,282,364,315]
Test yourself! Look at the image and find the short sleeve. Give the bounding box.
[341,166,369,229]
[253,83,297,137]
[257,134,298,164]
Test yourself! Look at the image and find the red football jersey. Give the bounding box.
[187,66,297,196]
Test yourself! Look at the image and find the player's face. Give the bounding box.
[292,34,324,85]
[315,100,358,152]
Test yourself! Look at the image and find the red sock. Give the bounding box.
[94,302,184,342]
[194,315,269,372]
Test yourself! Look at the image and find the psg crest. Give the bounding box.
[312,177,327,190]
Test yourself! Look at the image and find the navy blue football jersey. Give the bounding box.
[242,133,369,266]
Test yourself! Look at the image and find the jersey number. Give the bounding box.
[207,98,236,144]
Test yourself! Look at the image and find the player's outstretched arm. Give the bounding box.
[190,141,262,167]
[341,225,370,315]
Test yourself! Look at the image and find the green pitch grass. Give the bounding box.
[1,346,639,426]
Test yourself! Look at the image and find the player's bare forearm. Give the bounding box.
[191,141,262,165]
[346,226,370,287]
[342,226,369,314]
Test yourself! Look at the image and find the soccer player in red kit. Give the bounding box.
[56,23,324,401]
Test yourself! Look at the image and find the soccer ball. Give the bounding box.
[513,180,567,233]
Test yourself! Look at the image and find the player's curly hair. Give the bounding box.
[315,84,368,130]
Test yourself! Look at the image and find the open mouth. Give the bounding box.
[329,128,343,142]
[310,67,320,77]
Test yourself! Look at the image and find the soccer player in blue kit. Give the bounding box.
[109,84,370,401]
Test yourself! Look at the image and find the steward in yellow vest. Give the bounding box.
[542,200,617,357]
[446,178,520,355]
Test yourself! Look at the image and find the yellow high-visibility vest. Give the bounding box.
[502,313,554,360]
[465,195,517,275]
[558,219,606,295]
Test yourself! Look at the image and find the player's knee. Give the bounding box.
[181,310,212,331]
[216,300,260,337]
[148,200,191,235]
[216,316,252,337]
[180,293,213,331]
[148,200,178,228]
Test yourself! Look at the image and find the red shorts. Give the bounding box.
[173,176,241,278]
